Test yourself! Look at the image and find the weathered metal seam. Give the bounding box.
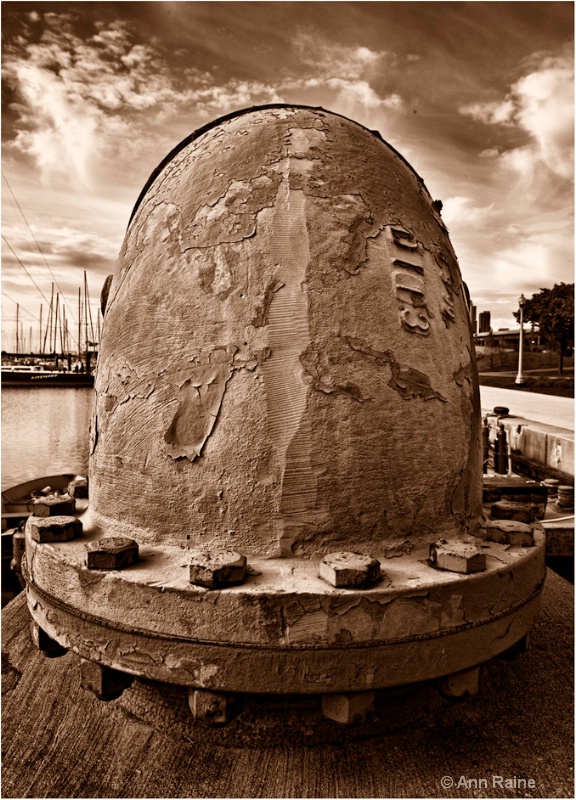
[24,563,544,651]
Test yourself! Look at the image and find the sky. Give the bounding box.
[1,1,573,352]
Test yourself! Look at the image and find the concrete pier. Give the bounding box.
[2,569,572,797]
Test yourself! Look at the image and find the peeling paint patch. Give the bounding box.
[164,346,237,460]
[193,663,221,687]
[344,335,447,402]
[453,361,474,386]
[184,171,282,247]
[300,346,367,402]
[342,217,383,274]
[389,362,447,402]
[233,347,272,371]
[287,610,329,643]
[251,279,285,327]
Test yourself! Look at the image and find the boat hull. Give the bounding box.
[1,371,93,387]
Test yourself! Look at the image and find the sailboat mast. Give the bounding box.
[54,293,59,355]
[16,303,19,354]
[60,307,65,354]
[84,271,89,366]
[78,287,81,359]
[39,304,43,354]
[43,283,54,354]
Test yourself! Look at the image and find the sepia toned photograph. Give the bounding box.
[1,2,573,798]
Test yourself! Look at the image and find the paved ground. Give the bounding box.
[480,386,574,431]
[2,571,573,798]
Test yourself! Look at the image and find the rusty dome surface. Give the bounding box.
[91,105,481,557]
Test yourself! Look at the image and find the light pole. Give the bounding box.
[515,294,526,386]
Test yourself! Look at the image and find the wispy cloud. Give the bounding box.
[2,219,117,296]
[2,14,282,187]
[284,32,403,120]
[460,53,574,182]
[3,17,405,187]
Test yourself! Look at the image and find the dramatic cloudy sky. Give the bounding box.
[2,1,573,350]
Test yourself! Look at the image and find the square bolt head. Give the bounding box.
[86,537,139,570]
[30,515,82,543]
[322,690,376,724]
[429,540,486,574]
[189,550,247,589]
[30,621,68,658]
[31,493,75,518]
[68,475,89,498]
[80,659,133,701]
[319,551,381,589]
[490,500,534,524]
[189,689,235,726]
[484,520,534,547]
[438,666,480,700]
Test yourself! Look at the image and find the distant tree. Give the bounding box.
[514,283,574,374]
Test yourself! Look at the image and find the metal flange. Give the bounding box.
[23,505,545,695]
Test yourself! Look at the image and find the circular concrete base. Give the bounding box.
[24,506,546,694]
[2,571,573,797]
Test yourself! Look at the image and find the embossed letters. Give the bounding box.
[388,228,432,336]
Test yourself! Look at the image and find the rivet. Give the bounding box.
[490,500,534,524]
[189,688,238,725]
[484,520,534,547]
[67,475,89,499]
[498,634,530,661]
[30,621,68,658]
[438,666,480,700]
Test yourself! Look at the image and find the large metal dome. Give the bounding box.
[90,104,481,557]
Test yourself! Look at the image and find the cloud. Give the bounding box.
[2,15,283,187]
[460,99,515,126]
[511,58,574,179]
[2,220,118,302]
[441,196,495,226]
[294,33,384,80]
[460,54,574,181]
[282,32,403,120]
[3,16,408,188]
[187,80,282,117]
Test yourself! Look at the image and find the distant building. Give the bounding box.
[478,310,491,333]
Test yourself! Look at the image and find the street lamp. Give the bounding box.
[515,293,526,386]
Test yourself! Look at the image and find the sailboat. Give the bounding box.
[2,271,98,387]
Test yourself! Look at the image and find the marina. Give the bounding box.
[1,364,94,387]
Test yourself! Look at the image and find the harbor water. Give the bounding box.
[1,387,93,490]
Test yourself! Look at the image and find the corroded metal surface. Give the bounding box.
[90,105,481,558]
